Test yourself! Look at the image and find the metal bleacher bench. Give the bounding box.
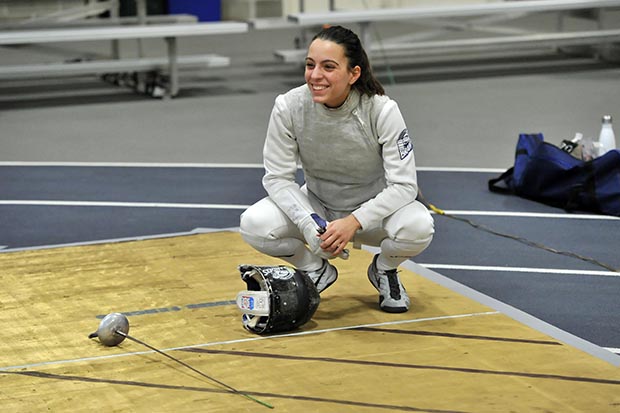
[275,0,620,63]
[0,21,249,97]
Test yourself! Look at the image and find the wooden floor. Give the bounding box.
[1,231,618,412]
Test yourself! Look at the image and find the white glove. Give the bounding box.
[298,214,349,260]
[298,214,332,260]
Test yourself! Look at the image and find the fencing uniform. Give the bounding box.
[240,85,434,273]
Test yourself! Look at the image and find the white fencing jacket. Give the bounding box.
[262,84,419,231]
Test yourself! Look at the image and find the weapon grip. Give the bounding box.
[310,213,327,234]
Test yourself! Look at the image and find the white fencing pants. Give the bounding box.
[239,196,434,272]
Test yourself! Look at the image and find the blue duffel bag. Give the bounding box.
[489,133,620,216]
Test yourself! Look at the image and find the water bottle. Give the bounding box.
[598,115,616,156]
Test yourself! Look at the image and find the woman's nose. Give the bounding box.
[309,68,323,79]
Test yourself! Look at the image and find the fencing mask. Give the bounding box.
[236,264,320,334]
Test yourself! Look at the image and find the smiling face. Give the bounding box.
[304,38,361,108]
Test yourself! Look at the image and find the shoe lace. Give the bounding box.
[383,269,401,300]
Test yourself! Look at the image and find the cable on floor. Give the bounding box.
[417,191,619,273]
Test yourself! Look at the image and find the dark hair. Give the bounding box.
[312,25,384,96]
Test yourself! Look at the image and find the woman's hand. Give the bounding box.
[319,214,361,257]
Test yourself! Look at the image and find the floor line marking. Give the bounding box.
[0,161,264,168]
[0,162,503,172]
[419,263,620,277]
[417,166,505,173]
[0,311,498,372]
[434,210,620,220]
[95,300,237,319]
[2,201,618,222]
[0,200,249,209]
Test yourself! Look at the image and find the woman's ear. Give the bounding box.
[349,65,361,85]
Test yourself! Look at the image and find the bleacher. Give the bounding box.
[1,0,619,98]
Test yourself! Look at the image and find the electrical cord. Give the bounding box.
[417,192,619,273]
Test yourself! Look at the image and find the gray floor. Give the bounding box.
[2,61,619,168]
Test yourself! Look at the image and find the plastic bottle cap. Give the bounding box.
[602,115,612,123]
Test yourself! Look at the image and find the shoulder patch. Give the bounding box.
[397,129,413,160]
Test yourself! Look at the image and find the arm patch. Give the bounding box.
[397,129,413,160]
